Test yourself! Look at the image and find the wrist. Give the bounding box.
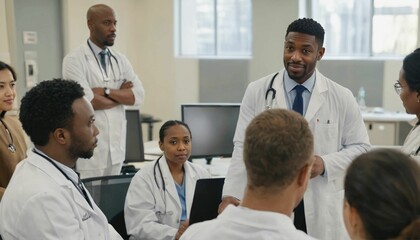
[104,87,111,97]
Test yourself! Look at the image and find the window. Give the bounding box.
[301,0,418,57]
[175,0,252,57]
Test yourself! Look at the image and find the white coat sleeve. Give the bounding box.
[222,82,259,200]
[62,53,95,101]
[321,88,370,182]
[118,54,145,106]
[124,171,178,240]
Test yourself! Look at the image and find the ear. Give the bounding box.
[159,141,164,152]
[296,162,312,187]
[53,128,69,145]
[87,19,93,32]
[344,201,364,238]
[317,47,325,61]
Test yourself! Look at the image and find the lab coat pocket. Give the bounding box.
[313,122,339,155]
[155,207,173,225]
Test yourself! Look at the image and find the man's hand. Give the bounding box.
[218,196,240,214]
[175,220,189,240]
[310,155,325,178]
[120,80,133,89]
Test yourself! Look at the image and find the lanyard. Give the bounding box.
[32,149,93,209]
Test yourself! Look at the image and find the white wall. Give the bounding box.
[250,0,298,81]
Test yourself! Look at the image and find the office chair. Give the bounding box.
[83,174,135,239]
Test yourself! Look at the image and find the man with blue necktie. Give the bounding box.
[219,18,371,240]
[63,4,145,179]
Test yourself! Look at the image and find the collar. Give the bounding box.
[283,70,316,93]
[88,39,108,56]
[33,147,79,184]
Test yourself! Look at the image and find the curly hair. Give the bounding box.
[19,79,85,146]
[345,149,420,240]
[244,109,313,192]
[402,48,420,92]
[286,18,325,47]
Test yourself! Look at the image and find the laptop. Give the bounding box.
[189,177,225,225]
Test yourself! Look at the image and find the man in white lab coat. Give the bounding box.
[182,109,317,240]
[0,79,122,240]
[219,18,370,239]
[63,4,145,179]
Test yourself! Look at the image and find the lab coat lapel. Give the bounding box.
[274,69,288,109]
[184,163,197,214]
[160,158,181,208]
[82,44,103,78]
[30,153,97,215]
[305,70,327,122]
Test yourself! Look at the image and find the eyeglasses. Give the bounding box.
[394,82,408,95]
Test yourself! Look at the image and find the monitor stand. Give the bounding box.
[205,157,213,165]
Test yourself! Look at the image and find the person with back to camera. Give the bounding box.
[124,120,211,240]
[0,79,122,240]
[0,61,27,201]
[219,18,370,239]
[395,48,420,161]
[181,109,317,240]
[343,149,420,240]
[63,4,145,179]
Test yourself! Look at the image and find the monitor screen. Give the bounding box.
[125,110,145,162]
[181,103,240,160]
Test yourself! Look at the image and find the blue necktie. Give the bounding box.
[292,85,305,115]
[292,84,307,233]
[99,50,107,75]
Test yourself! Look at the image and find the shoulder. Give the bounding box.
[65,44,85,56]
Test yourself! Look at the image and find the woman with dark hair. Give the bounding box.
[343,149,420,240]
[0,61,27,201]
[396,48,420,158]
[125,120,210,240]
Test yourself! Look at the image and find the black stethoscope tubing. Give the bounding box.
[265,72,279,101]
[153,155,165,191]
[265,72,279,109]
[86,40,121,81]
[32,149,93,209]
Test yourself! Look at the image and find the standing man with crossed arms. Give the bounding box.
[219,18,370,239]
[63,4,145,179]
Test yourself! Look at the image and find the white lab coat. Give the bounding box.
[62,42,145,172]
[124,156,210,240]
[181,205,317,240]
[401,120,420,162]
[223,69,370,240]
[0,151,122,240]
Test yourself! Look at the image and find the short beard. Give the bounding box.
[103,40,114,47]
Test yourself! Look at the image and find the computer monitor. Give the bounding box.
[181,103,240,163]
[125,109,145,162]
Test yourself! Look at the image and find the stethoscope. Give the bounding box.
[87,40,122,82]
[32,148,93,209]
[153,155,174,216]
[265,72,279,110]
